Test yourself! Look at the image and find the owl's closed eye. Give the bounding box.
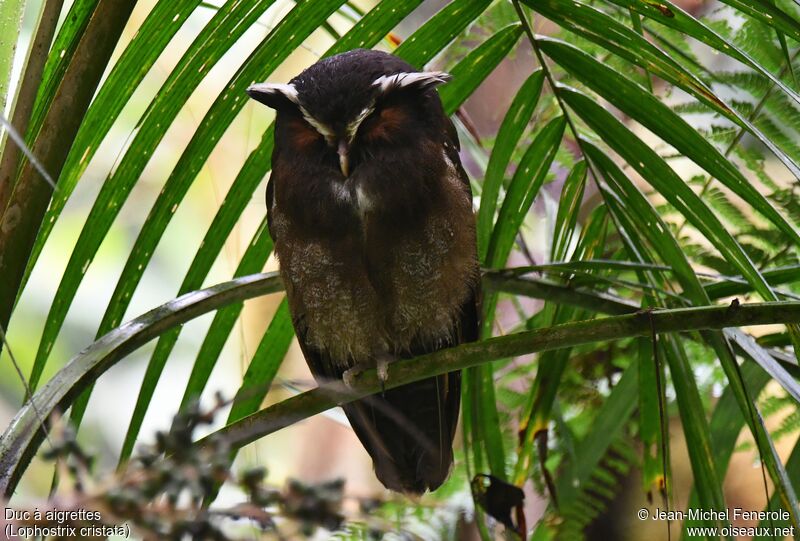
[285,115,324,150]
[247,60,450,178]
[357,104,409,144]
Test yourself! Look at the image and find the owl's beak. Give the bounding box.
[337,140,350,177]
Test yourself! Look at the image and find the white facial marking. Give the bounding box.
[247,82,300,103]
[372,71,451,92]
[345,104,376,143]
[298,104,335,142]
[249,82,336,142]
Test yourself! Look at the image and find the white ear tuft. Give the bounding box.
[372,71,452,93]
[246,82,299,108]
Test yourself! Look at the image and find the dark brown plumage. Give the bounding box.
[247,49,480,493]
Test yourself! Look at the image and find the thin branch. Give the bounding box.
[484,273,638,315]
[197,301,800,456]
[0,323,52,448]
[0,272,285,497]
[0,113,57,190]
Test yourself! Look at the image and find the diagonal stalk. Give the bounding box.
[198,300,800,456]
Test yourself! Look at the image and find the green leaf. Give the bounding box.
[569,86,800,403]
[113,216,275,463]
[393,0,492,68]
[706,361,771,490]
[662,335,729,535]
[637,336,667,499]
[472,362,507,481]
[715,0,800,47]
[605,0,800,108]
[756,430,800,537]
[689,338,797,525]
[582,143,721,520]
[705,265,800,299]
[27,0,284,391]
[728,329,800,405]
[475,114,564,483]
[0,0,138,355]
[0,0,26,115]
[23,0,99,147]
[512,188,609,487]
[485,273,639,315]
[512,319,575,486]
[19,0,202,297]
[525,0,800,180]
[750,404,800,535]
[476,70,545,260]
[588,148,729,528]
[486,116,566,269]
[0,0,62,200]
[438,23,523,114]
[557,362,638,505]
[179,217,275,410]
[551,160,587,261]
[227,299,293,424]
[563,88,781,305]
[538,37,800,249]
[587,142,799,532]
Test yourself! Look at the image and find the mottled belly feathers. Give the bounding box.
[273,209,477,369]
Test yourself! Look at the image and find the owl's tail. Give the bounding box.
[343,370,461,494]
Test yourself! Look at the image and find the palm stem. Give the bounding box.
[200,300,800,454]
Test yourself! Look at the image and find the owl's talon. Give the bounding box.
[377,357,390,394]
[342,366,363,388]
[343,359,390,392]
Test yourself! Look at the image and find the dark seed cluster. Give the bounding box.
[5,394,359,540]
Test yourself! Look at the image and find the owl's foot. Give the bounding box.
[376,356,390,395]
[341,357,391,394]
[377,357,390,384]
[342,365,366,389]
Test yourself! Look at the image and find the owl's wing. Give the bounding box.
[338,117,480,493]
[443,112,481,338]
[265,171,276,236]
[443,115,474,201]
[445,111,481,337]
[289,312,340,381]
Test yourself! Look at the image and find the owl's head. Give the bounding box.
[247,49,450,178]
